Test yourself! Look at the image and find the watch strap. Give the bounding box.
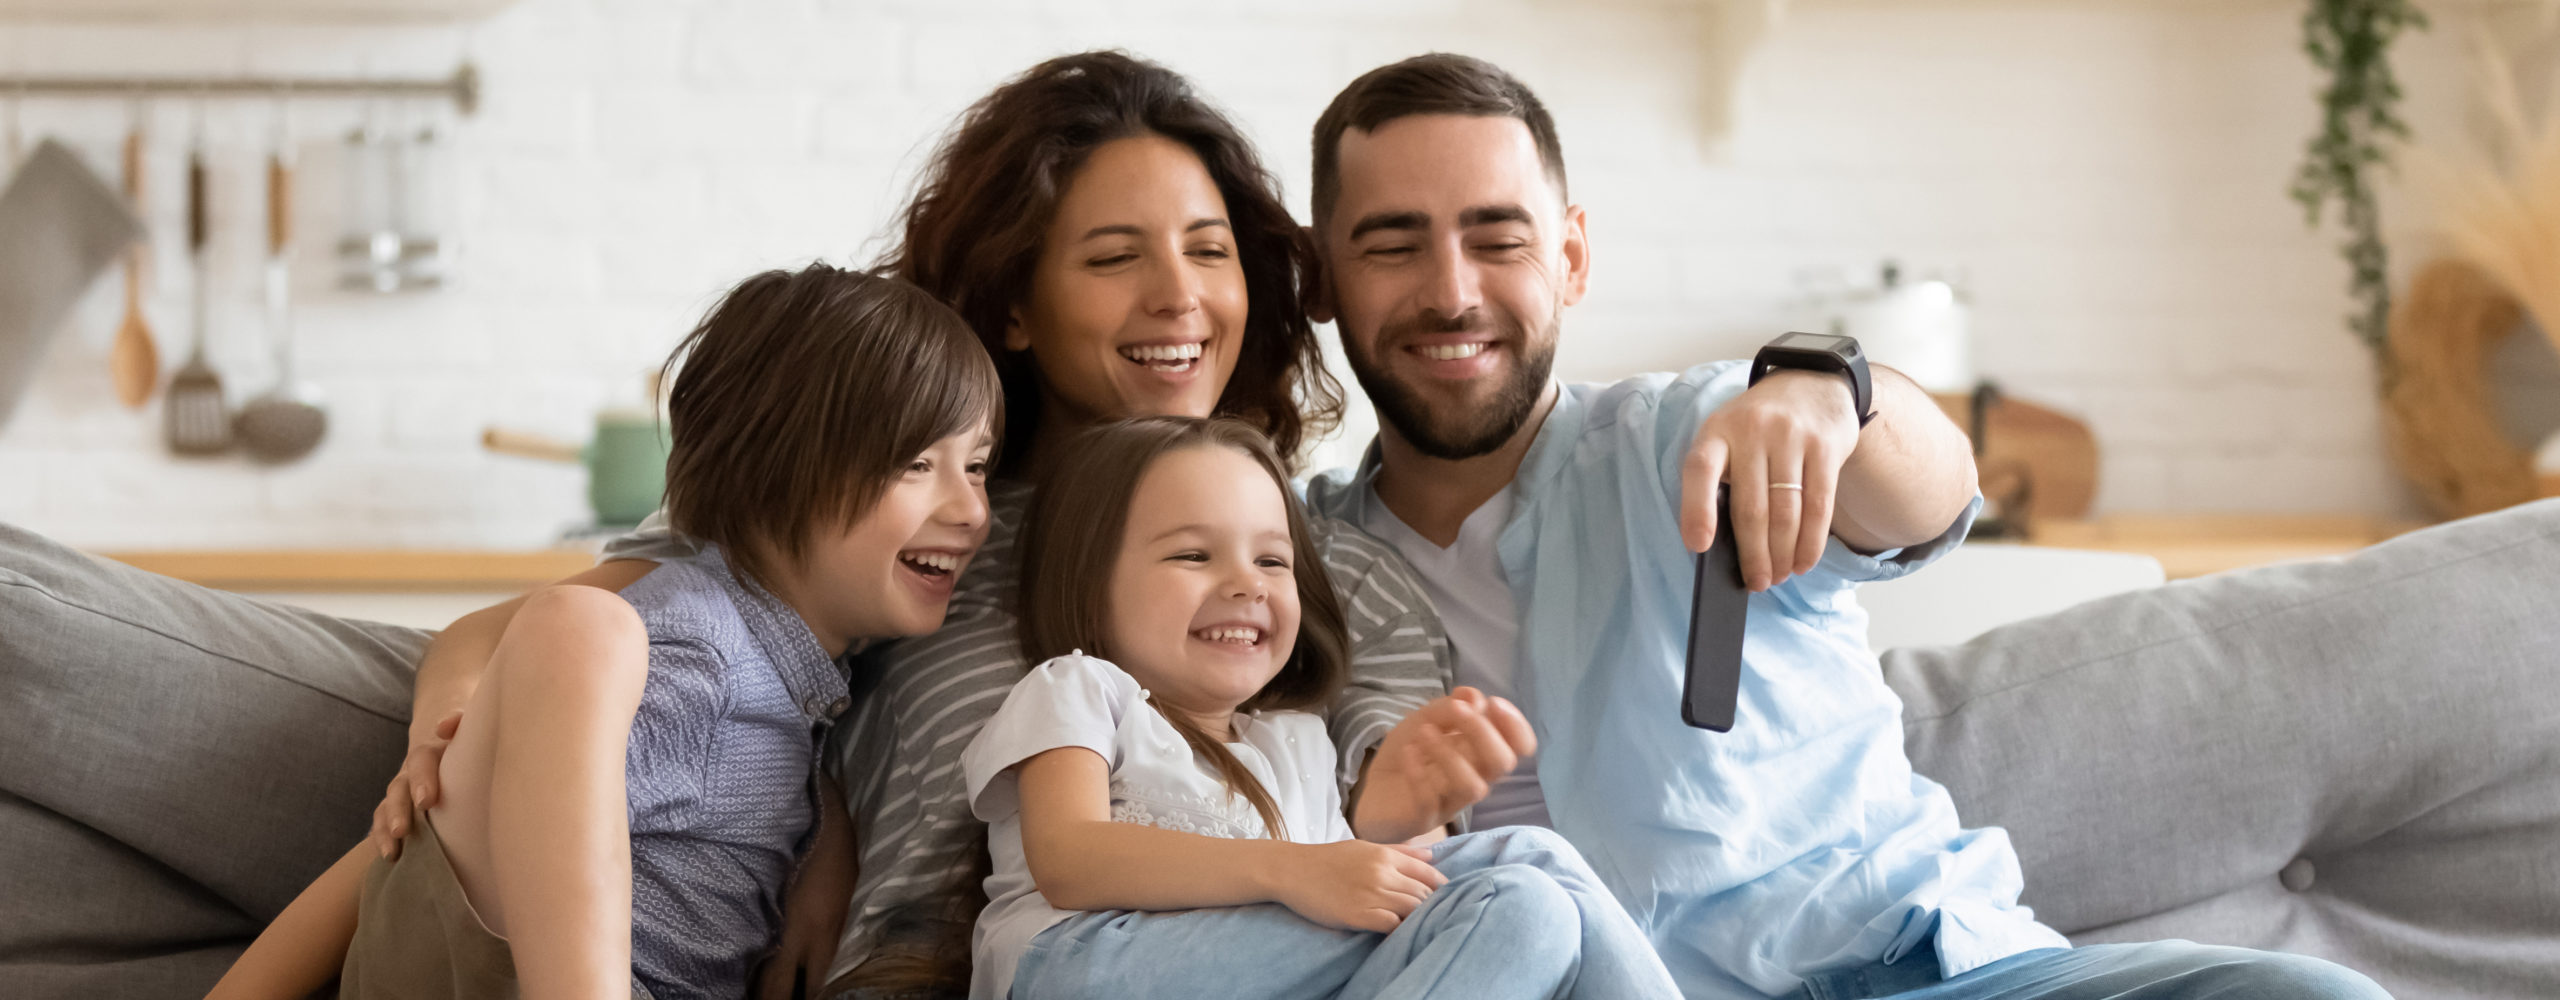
[1749,349,1875,427]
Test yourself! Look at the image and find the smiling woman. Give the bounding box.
[889,52,1343,474]
[1008,134,1250,443]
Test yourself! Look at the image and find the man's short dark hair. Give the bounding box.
[659,265,1001,590]
[1310,53,1568,230]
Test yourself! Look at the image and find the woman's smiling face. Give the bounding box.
[1009,133,1248,428]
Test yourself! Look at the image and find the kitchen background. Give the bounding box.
[0,0,2546,550]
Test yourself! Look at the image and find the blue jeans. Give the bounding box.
[1007,826,1678,1000]
[1796,936,2392,1000]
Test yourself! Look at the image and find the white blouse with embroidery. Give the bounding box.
[961,652,1355,1000]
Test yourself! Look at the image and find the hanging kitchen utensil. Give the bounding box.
[337,109,394,291]
[393,119,448,289]
[0,139,145,433]
[109,105,159,408]
[165,106,230,455]
[337,102,449,293]
[236,100,325,463]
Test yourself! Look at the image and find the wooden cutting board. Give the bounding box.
[1930,390,2100,521]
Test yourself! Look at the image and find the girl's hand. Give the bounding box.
[368,710,461,859]
[1352,688,1535,844]
[1269,841,1446,934]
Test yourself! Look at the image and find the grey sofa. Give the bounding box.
[1886,499,2560,999]
[4,502,2557,998]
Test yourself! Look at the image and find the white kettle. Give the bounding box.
[1822,261,1972,393]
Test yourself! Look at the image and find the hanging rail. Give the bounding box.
[0,62,477,115]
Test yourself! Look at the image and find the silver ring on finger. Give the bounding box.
[1769,482,1804,494]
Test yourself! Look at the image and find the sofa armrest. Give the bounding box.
[0,520,431,984]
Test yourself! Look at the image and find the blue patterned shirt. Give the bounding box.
[620,547,850,999]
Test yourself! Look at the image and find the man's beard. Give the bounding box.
[1344,306,1559,461]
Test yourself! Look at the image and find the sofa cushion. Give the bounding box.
[1884,499,2560,1000]
[0,790,249,992]
[0,521,430,983]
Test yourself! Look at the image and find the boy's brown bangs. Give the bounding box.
[661,266,1002,590]
[814,287,1007,528]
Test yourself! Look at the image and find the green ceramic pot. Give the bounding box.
[483,409,668,530]
[587,408,669,528]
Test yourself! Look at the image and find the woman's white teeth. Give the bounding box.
[900,551,959,575]
[1417,343,1488,361]
[1121,342,1205,367]
[1194,626,1262,645]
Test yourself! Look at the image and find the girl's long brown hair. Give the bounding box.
[879,50,1344,475]
[1016,416,1350,838]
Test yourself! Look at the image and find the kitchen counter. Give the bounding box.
[2028,514,2424,580]
[92,547,605,629]
[96,547,601,592]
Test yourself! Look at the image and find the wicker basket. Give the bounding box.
[2382,258,2540,518]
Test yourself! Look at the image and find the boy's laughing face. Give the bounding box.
[781,426,993,655]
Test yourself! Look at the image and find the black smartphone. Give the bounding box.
[1683,485,1749,732]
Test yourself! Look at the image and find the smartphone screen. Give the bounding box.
[1683,485,1749,731]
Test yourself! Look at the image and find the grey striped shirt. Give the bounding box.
[603,478,1452,992]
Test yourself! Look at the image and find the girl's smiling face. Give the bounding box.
[1103,444,1301,725]
[1009,133,1249,432]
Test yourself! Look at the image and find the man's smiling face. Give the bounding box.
[1320,113,1588,460]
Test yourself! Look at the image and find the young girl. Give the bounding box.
[207,266,1002,1000]
[961,417,1679,1000]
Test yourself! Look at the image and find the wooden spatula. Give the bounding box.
[108,121,157,408]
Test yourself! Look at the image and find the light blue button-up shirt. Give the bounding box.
[1307,361,2068,999]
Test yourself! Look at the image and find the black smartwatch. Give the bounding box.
[1749,332,1875,426]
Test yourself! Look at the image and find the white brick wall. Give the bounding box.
[0,0,2484,548]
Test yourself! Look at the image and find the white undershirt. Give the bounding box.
[1356,486,1552,829]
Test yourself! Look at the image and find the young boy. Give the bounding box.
[209,266,1003,1000]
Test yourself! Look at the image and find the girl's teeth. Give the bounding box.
[1418,343,1487,361]
[1194,626,1262,645]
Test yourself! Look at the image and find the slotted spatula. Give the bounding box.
[164,125,229,455]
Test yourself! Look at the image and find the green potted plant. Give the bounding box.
[2291,0,2429,371]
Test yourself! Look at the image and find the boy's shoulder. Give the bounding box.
[617,548,752,651]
